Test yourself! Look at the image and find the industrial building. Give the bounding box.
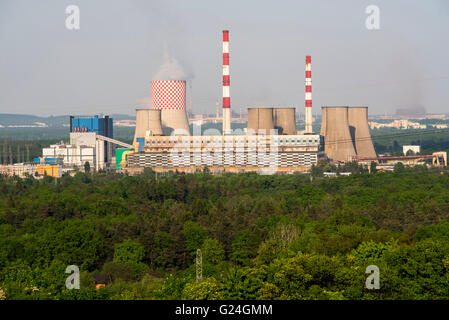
[38,115,133,172]
[0,163,62,178]
[124,133,320,174]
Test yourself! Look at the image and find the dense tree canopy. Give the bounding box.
[1,169,449,299]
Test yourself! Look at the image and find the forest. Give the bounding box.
[2,167,449,300]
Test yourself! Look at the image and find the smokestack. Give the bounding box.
[222,30,231,135]
[151,80,191,135]
[305,55,313,134]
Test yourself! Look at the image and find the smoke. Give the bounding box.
[153,43,193,80]
[136,96,152,109]
[395,105,426,115]
[137,43,194,109]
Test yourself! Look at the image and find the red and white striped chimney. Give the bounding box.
[222,30,231,135]
[305,55,313,134]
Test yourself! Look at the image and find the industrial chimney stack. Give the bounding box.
[305,55,313,134]
[222,30,231,135]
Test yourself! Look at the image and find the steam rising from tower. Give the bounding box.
[305,56,313,134]
[222,30,231,135]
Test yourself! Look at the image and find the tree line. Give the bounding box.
[1,169,449,299]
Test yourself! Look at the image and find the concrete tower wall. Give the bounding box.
[322,107,356,162]
[247,108,274,134]
[134,109,163,143]
[147,109,164,136]
[320,106,327,137]
[151,80,191,136]
[273,108,296,135]
[161,109,191,136]
[348,107,376,158]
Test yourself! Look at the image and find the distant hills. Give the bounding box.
[0,113,135,127]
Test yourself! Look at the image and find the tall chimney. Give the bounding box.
[222,30,231,135]
[305,55,313,134]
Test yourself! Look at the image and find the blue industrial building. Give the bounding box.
[70,115,113,138]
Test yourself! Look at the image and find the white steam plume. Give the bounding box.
[153,43,193,80]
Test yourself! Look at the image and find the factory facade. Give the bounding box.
[32,115,133,176]
[125,133,321,174]
[40,115,117,171]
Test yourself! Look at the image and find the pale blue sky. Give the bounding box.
[0,0,448,116]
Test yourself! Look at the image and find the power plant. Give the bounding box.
[116,29,383,174]
[21,30,390,177]
[4,30,446,179]
[28,29,384,176]
[4,28,447,178]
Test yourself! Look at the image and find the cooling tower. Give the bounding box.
[134,109,163,142]
[320,106,327,137]
[348,107,376,158]
[151,80,191,136]
[247,108,275,134]
[322,107,356,162]
[273,108,296,135]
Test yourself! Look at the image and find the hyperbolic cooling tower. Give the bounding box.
[321,107,356,162]
[273,108,296,135]
[134,109,163,143]
[151,80,191,136]
[247,108,275,134]
[347,107,376,158]
[320,105,327,137]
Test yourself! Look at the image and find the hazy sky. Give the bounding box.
[0,0,448,116]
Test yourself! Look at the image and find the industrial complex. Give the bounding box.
[1,30,446,178]
[120,30,322,174]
